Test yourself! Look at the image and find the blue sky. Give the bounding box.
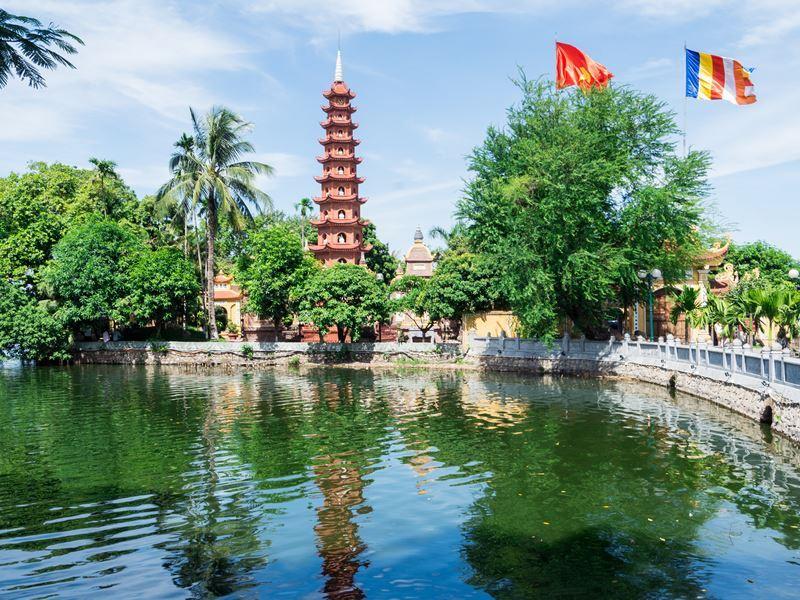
[2,1,799,258]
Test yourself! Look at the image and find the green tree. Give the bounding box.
[424,249,502,339]
[238,223,317,335]
[0,9,83,89]
[727,241,799,286]
[362,222,399,284]
[87,158,127,217]
[298,264,389,342]
[391,275,437,342]
[703,294,745,344]
[744,286,787,344]
[669,286,706,341]
[158,107,273,339]
[42,218,143,332]
[457,76,710,340]
[124,247,200,334]
[0,279,70,361]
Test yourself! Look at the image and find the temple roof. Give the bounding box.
[313,194,368,204]
[314,173,365,184]
[697,239,730,266]
[405,228,434,262]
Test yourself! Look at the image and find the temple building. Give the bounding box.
[401,228,435,278]
[308,51,372,266]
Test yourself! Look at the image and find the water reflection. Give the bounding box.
[1,367,800,597]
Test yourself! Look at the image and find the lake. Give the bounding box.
[1,365,800,598]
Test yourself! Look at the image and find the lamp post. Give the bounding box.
[638,268,662,342]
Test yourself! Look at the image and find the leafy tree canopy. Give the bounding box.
[457,76,712,339]
[390,275,437,340]
[42,218,144,328]
[298,264,389,342]
[726,241,799,286]
[0,279,70,362]
[0,161,137,281]
[123,247,200,332]
[425,248,504,327]
[238,223,318,328]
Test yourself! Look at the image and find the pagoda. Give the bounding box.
[308,51,372,265]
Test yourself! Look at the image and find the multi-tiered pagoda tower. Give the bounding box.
[308,51,372,265]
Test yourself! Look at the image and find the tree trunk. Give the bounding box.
[206,199,218,339]
[337,325,347,343]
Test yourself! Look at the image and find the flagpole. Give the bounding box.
[683,41,688,157]
[554,32,558,91]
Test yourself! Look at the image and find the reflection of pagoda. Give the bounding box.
[309,51,372,266]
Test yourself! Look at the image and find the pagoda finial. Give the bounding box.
[334,49,343,82]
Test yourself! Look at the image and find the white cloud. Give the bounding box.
[626,57,674,80]
[252,152,311,195]
[0,0,254,134]
[422,127,448,143]
[243,0,566,37]
[614,0,728,19]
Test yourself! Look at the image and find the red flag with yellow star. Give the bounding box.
[556,42,613,91]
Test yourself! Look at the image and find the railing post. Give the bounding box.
[769,343,781,383]
[623,333,630,355]
[782,347,791,382]
[731,339,741,373]
[562,332,570,355]
[760,347,768,380]
[742,343,751,375]
[580,334,586,353]
[699,340,708,368]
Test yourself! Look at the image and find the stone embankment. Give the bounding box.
[75,341,461,368]
[76,336,800,443]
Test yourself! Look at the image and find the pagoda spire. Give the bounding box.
[334,50,343,82]
[308,51,372,266]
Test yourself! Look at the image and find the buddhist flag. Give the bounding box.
[556,42,614,91]
[685,48,756,105]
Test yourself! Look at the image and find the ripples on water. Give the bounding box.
[1,366,800,598]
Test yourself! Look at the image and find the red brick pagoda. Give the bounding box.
[308,51,372,265]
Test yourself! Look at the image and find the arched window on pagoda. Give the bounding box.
[337,147,344,155]
[338,258,347,264]
[338,129,343,136]
[338,186,345,196]
[337,166,344,175]
[337,233,346,244]
[337,210,346,219]
[322,233,328,241]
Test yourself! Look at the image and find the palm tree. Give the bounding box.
[745,287,785,345]
[295,197,314,249]
[669,286,705,341]
[777,290,800,347]
[704,295,745,345]
[0,9,83,89]
[158,107,273,339]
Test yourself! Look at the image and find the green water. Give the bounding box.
[1,366,800,598]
